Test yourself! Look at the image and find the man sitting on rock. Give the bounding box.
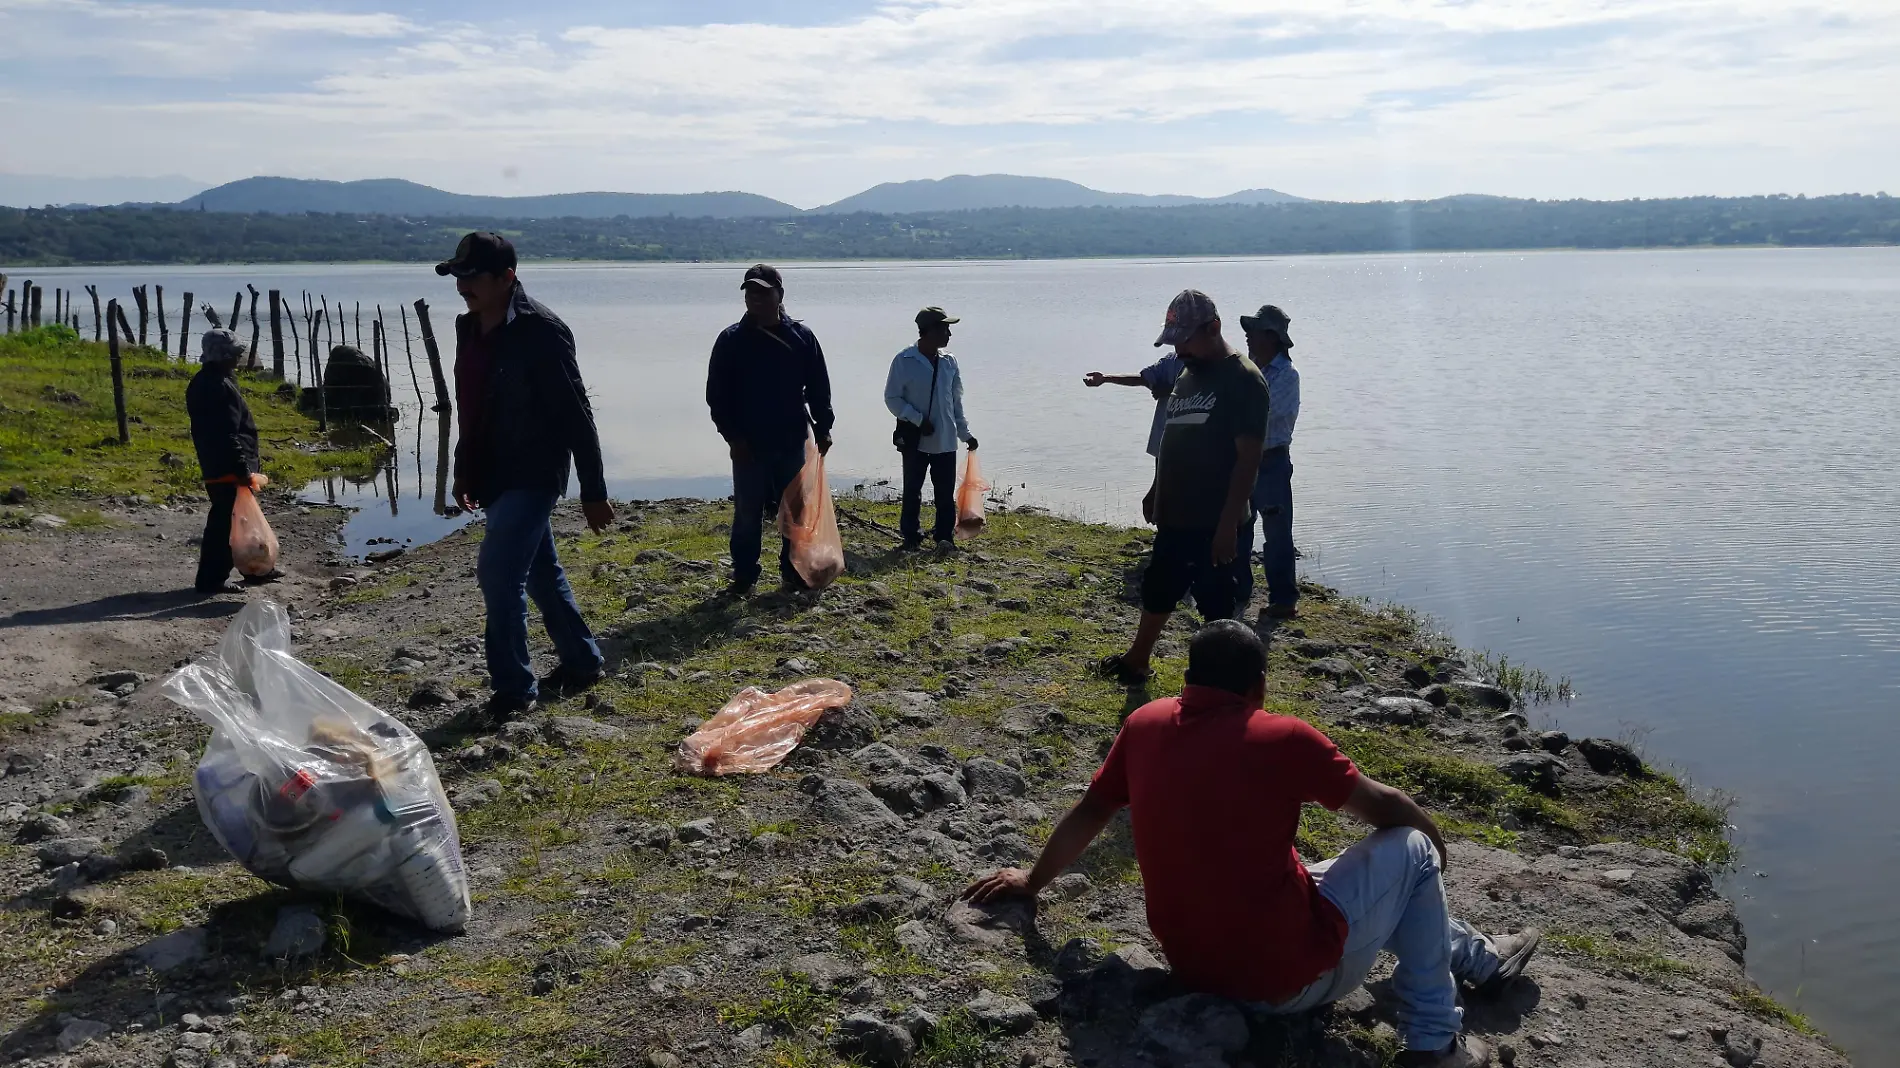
[965,621,1540,1067]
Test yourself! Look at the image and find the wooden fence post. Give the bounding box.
[132,285,149,345]
[114,302,137,346]
[399,305,424,409]
[4,289,12,334]
[229,294,243,350]
[355,302,362,351]
[52,288,61,326]
[320,296,333,356]
[85,285,101,340]
[314,308,329,433]
[106,300,130,445]
[246,285,262,372]
[0,274,7,331]
[413,299,451,413]
[269,289,284,378]
[19,279,31,328]
[156,285,170,354]
[375,306,393,408]
[31,285,44,328]
[372,318,386,409]
[178,293,193,359]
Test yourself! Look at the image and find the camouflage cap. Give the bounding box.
[1154,289,1219,347]
[915,306,960,329]
[1238,304,1293,348]
[201,328,247,364]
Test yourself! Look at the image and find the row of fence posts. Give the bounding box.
[2,272,453,481]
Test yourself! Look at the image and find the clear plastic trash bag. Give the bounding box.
[230,484,279,578]
[955,450,989,539]
[779,437,845,590]
[674,679,855,776]
[160,600,471,931]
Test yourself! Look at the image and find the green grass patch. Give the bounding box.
[1729,986,1821,1036]
[719,976,837,1032]
[0,324,380,500]
[1547,930,1698,979]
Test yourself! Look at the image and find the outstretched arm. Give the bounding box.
[1339,775,1452,873]
[1083,372,1146,388]
[962,791,1121,902]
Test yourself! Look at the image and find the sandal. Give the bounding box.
[1094,654,1155,687]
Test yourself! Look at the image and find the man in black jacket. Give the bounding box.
[186,328,261,595]
[439,232,614,721]
[705,264,835,595]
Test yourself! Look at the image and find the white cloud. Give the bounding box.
[3,0,1896,204]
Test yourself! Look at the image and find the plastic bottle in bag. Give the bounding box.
[779,437,845,590]
[955,450,989,538]
[230,484,280,577]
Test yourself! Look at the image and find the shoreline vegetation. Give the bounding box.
[3,193,1897,266]
[0,326,1849,1065]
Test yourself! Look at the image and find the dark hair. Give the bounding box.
[1184,620,1267,696]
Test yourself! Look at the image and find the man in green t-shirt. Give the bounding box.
[1097,290,1268,686]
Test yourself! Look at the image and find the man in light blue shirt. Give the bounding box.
[1083,352,1181,457]
[1238,304,1301,618]
[886,306,976,550]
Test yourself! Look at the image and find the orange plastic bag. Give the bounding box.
[674,679,855,776]
[779,438,845,590]
[230,485,280,577]
[955,450,989,539]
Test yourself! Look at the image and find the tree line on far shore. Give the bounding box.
[1,193,1895,265]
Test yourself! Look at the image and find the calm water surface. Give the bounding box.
[32,249,1900,1060]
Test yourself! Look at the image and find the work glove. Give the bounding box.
[965,437,979,451]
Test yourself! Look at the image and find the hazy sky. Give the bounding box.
[2,0,1895,207]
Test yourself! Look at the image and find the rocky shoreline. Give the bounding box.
[0,496,1848,1068]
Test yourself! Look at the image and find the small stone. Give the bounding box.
[121,845,169,871]
[17,810,69,839]
[782,656,820,675]
[1577,737,1646,778]
[1497,1042,1517,1067]
[407,678,456,710]
[29,513,69,529]
[94,918,118,936]
[845,976,885,1004]
[1046,872,1093,900]
[1537,730,1572,753]
[834,1012,916,1067]
[1666,1028,1689,1040]
[265,905,326,958]
[36,836,106,869]
[676,818,717,843]
[1526,1033,1563,1048]
[177,1031,217,1051]
[961,757,1027,799]
[56,1018,111,1053]
[894,919,936,957]
[132,925,208,972]
[647,1053,682,1068]
[1599,869,1636,887]
[964,989,1038,1035]
[898,1006,941,1040]
[647,965,699,996]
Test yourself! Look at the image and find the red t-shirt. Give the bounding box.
[1086,685,1360,1003]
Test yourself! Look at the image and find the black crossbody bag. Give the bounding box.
[892,354,941,452]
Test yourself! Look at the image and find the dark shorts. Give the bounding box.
[1141,526,1239,621]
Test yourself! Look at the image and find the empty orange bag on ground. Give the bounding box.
[779,438,845,590]
[955,450,989,539]
[230,485,280,577]
[674,679,855,775]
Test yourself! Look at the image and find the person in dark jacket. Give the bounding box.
[186,328,262,595]
[705,264,835,595]
[439,232,615,722]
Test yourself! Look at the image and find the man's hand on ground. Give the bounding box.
[1083,372,1106,387]
[962,867,1032,903]
[729,439,754,464]
[816,435,833,456]
[582,500,615,533]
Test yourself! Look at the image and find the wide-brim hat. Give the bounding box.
[1238,304,1293,348]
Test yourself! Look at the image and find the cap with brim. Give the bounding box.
[201,328,247,363]
[434,231,517,278]
[1238,304,1294,348]
[915,306,960,328]
[1154,289,1219,347]
[742,263,783,290]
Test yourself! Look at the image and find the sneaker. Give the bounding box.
[1262,602,1300,620]
[899,537,925,552]
[723,576,758,599]
[934,539,956,553]
[1396,1034,1491,1067]
[538,662,604,701]
[483,693,536,724]
[1093,653,1156,688]
[1473,927,1542,996]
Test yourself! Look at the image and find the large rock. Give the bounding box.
[1497,753,1567,795]
[1449,679,1513,710]
[1577,737,1646,778]
[1304,657,1363,684]
[833,1012,915,1067]
[871,772,966,815]
[945,897,1033,948]
[132,926,208,972]
[805,705,880,751]
[809,778,905,833]
[1065,943,1175,1018]
[1362,696,1436,726]
[964,990,1037,1035]
[1136,994,1251,1064]
[545,716,626,746]
[961,758,1027,799]
[37,836,106,870]
[852,743,911,776]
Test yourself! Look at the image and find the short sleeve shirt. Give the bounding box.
[1085,686,1359,1004]
[1154,353,1269,528]
[1139,353,1184,457]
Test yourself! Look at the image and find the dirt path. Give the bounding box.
[0,499,1849,1068]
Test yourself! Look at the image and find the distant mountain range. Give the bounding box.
[6,172,1312,219]
[0,172,210,209]
[809,174,1307,213]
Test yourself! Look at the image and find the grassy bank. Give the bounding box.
[0,324,380,507]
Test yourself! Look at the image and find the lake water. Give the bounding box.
[25,249,1900,1059]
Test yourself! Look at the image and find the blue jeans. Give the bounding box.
[476,490,602,701]
[1238,447,1297,610]
[731,449,808,588]
[1258,829,1498,1052]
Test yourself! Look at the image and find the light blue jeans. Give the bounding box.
[1258,828,1498,1052]
[476,489,602,701]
